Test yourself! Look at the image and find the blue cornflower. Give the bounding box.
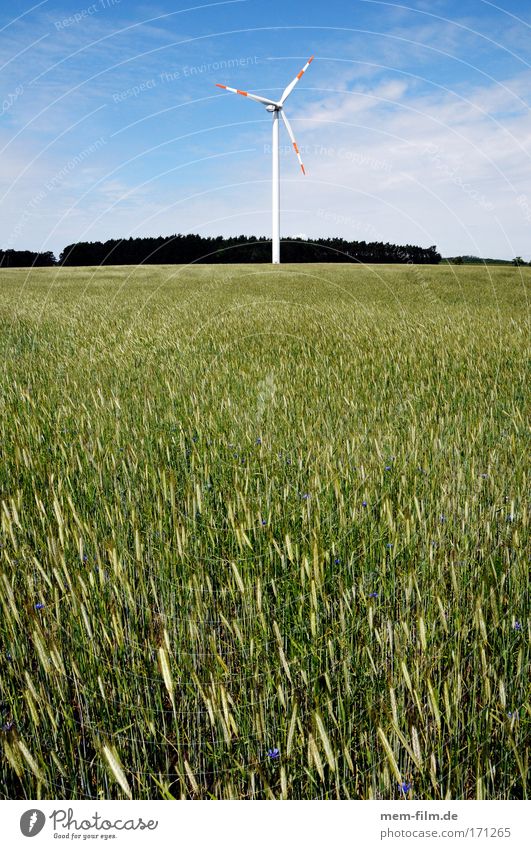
[386,543,393,549]
[267,748,280,760]
[261,519,267,526]
[368,592,379,598]
[301,493,309,499]
[513,621,522,631]
[256,437,262,445]
[362,500,367,507]
[35,603,45,610]
[385,465,392,471]
[399,782,411,794]
[334,557,341,565]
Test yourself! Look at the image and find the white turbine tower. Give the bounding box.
[215,55,314,264]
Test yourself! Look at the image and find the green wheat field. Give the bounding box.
[0,263,528,800]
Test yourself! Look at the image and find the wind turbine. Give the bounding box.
[215,55,314,264]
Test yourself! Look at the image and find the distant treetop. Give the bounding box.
[1,236,443,268]
[57,234,442,266]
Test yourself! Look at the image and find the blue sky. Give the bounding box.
[1,0,531,258]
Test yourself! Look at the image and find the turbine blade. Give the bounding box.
[215,84,277,107]
[279,55,314,105]
[281,111,306,175]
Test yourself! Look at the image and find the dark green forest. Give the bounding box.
[1,235,442,267]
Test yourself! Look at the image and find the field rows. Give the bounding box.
[0,263,528,799]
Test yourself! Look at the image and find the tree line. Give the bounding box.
[1,235,442,267]
[0,249,56,267]
[445,255,529,266]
